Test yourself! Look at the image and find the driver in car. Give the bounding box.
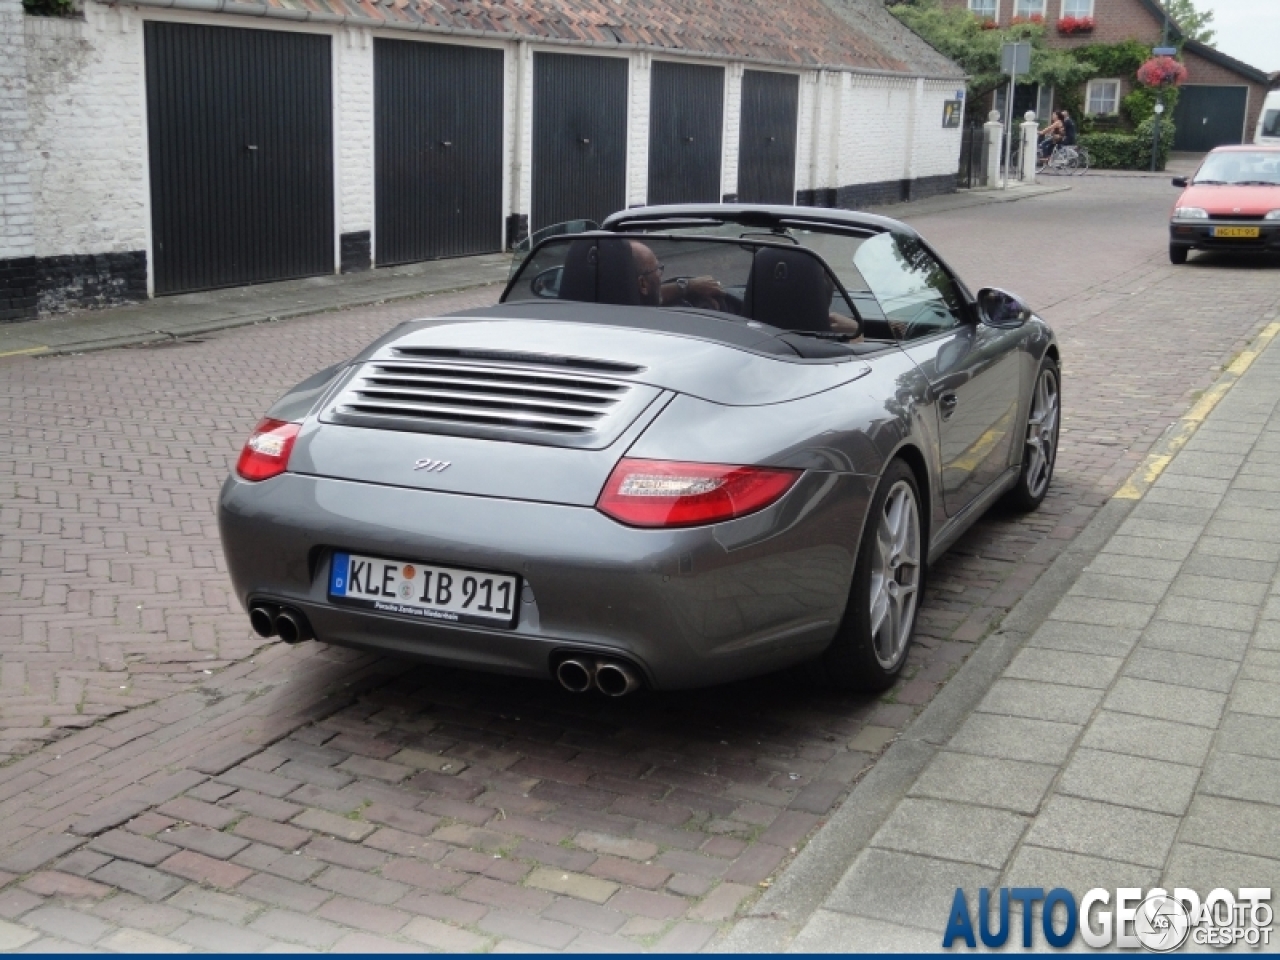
[631,239,864,341]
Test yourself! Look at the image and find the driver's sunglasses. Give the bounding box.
[638,263,665,279]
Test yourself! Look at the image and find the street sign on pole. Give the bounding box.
[1153,46,1177,55]
[999,43,1031,189]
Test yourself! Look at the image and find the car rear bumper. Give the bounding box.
[218,471,874,690]
[1170,219,1280,251]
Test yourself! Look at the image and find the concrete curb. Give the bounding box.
[712,496,1136,954]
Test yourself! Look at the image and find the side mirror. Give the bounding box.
[1171,176,1188,188]
[531,266,563,299]
[977,287,1031,328]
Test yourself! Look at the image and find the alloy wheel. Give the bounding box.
[868,480,921,670]
[1025,366,1060,499]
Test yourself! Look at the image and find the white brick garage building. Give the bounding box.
[3,0,964,316]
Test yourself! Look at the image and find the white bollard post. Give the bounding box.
[1021,111,1039,182]
[984,110,1003,187]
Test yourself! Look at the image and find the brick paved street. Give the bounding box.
[0,177,1278,951]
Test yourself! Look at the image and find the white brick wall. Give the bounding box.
[25,4,148,260]
[839,74,916,187]
[626,53,651,208]
[915,80,965,179]
[721,63,743,199]
[795,70,817,194]
[1,0,35,260]
[337,28,373,247]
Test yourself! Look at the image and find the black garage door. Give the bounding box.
[146,23,333,295]
[375,40,504,266]
[1173,85,1249,152]
[532,53,629,230]
[738,70,799,204]
[648,62,725,206]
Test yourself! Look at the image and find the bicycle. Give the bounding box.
[1037,142,1090,176]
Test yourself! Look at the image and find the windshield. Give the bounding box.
[1193,151,1280,185]
[503,233,878,339]
[1263,109,1280,139]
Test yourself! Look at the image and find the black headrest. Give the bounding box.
[744,247,832,333]
[553,237,643,306]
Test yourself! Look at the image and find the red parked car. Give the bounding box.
[1168,145,1280,264]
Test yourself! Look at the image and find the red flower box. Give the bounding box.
[1009,13,1044,25]
[979,18,998,29]
[1057,16,1095,34]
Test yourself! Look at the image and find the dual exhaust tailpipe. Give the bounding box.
[248,604,313,645]
[555,657,642,697]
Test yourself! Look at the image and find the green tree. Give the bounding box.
[1160,0,1215,44]
[888,0,1093,105]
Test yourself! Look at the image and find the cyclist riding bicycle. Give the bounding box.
[1039,110,1065,159]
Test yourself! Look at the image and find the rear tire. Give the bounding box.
[1169,244,1189,265]
[823,459,923,692]
[1004,357,1060,513]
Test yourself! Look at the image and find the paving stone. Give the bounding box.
[1003,845,1160,892]
[1195,535,1280,563]
[273,761,353,791]
[1200,752,1280,807]
[1155,595,1260,632]
[156,797,237,830]
[1028,621,1141,657]
[687,881,757,922]
[1102,536,1193,563]
[1023,796,1179,868]
[654,920,717,952]
[1082,553,1182,583]
[0,834,84,874]
[158,850,252,889]
[232,843,325,883]
[587,854,672,890]
[331,931,420,952]
[1217,712,1280,760]
[1180,795,1280,862]
[23,906,112,946]
[301,835,387,871]
[1078,710,1216,766]
[215,768,301,800]
[20,871,111,900]
[1138,621,1251,661]
[977,678,1104,725]
[478,909,577,949]
[402,915,490,951]
[222,790,303,823]
[1161,842,1280,891]
[95,928,192,953]
[824,849,998,932]
[946,714,1081,765]
[90,860,185,901]
[290,808,375,842]
[237,872,330,913]
[1057,748,1200,816]
[54,850,112,879]
[311,864,407,904]
[1068,572,1169,605]
[575,832,657,862]
[91,832,178,868]
[315,896,412,935]
[1047,596,1156,630]
[398,890,488,925]
[526,867,619,904]
[171,916,274,952]
[909,753,1058,816]
[167,886,258,924]
[365,827,448,862]
[1232,679,1280,719]
[247,909,346,949]
[1102,677,1227,728]
[871,798,1028,869]
[0,920,39,951]
[1123,648,1240,693]
[165,825,249,861]
[1169,573,1270,606]
[231,817,310,852]
[606,887,688,920]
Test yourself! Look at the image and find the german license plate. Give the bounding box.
[1212,226,1260,238]
[329,552,518,627]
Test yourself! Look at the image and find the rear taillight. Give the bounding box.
[596,458,801,528]
[236,419,300,482]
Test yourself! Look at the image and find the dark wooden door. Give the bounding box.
[647,62,724,206]
[532,53,629,230]
[146,22,333,295]
[1173,85,1249,152]
[737,70,799,204]
[374,40,505,266]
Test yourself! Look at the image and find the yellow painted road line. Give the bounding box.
[1114,321,1280,500]
[0,345,49,359]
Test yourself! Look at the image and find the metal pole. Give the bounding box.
[1150,1,1170,172]
[1002,76,1015,188]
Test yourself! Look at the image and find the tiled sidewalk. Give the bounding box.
[776,326,1280,950]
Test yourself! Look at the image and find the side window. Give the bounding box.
[853,233,965,341]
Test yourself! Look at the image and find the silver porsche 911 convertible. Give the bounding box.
[219,205,1059,695]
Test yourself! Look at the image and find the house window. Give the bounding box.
[1061,0,1093,16]
[1014,0,1046,17]
[969,0,998,19]
[1087,79,1121,115]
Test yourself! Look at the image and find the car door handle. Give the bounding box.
[939,393,958,419]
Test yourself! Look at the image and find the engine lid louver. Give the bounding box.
[321,358,662,449]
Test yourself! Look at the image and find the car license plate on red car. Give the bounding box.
[1212,226,1260,238]
[329,552,518,627]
